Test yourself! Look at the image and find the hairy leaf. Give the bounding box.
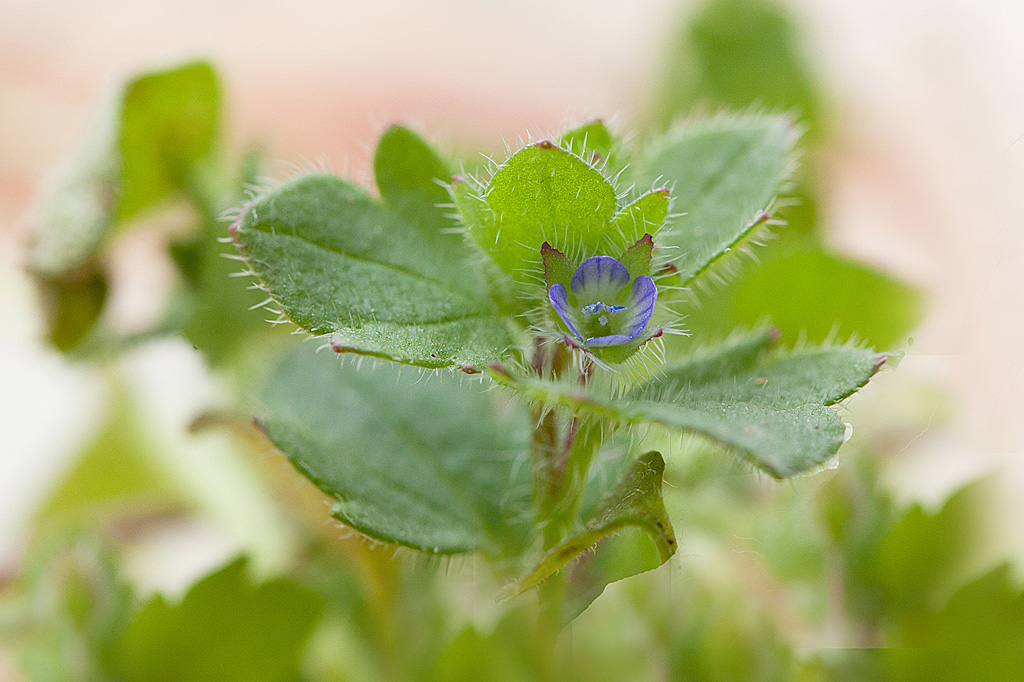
[258,346,533,555]
[465,141,618,283]
[233,172,513,368]
[491,330,884,477]
[641,115,794,288]
[504,452,676,623]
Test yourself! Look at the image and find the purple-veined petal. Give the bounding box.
[584,334,633,347]
[617,275,658,340]
[570,256,630,303]
[548,283,584,342]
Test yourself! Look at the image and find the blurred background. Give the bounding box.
[2,0,1024,679]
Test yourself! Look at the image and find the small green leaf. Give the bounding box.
[610,189,670,255]
[233,173,514,368]
[541,242,576,290]
[115,558,321,682]
[258,346,533,556]
[374,125,452,233]
[504,451,675,622]
[491,330,884,477]
[618,234,655,280]
[117,61,220,221]
[559,120,617,167]
[468,141,617,283]
[642,115,794,288]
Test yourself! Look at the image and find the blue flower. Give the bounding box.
[548,255,657,348]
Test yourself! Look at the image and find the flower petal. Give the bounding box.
[617,275,657,340]
[570,256,630,304]
[584,334,633,347]
[548,283,584,342]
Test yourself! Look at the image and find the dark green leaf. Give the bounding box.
[233,173,514,368]
[491,329,884,477]
[258,346,533,555]
[641,115,794,288]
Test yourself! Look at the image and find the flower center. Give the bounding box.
[581,301,626,327]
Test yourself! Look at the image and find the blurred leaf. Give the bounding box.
[729,247,923,349]
[640,115,795,289]
[492,329,883,477]
[258,346,533,556]
[27,60,221,352]
[233,172,513,369]
[114,558,320,682]
[36,265,109,353]
[34,385,185,525]
[654,0,824,136]
[504,451,676,622]
[4,536,135,682]
[667,580,798,682]
[884,565,1024,682]
[171,153,279,368]
[430,609,538,682]
[871,480,988,616]
[117,61,220,221]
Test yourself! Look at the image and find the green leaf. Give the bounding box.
[504,451,675,597]
[233,172,514,368]
[491,329,884,477]
[641,115,794,288]
[504,451,676,623]
[884,565,1024,682]
[611,189,670,255]
[653,0,824,135]
[559,119,617,167]
[728,246,924,349]
[871,480,989,616]
[117,61,220,221]
[258,346,533,556]
[466,141,618,283]
[26,60,221,352]
[115,558,321,682]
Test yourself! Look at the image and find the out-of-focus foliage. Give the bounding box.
[5,0,1015,679]
[114,558,321,682]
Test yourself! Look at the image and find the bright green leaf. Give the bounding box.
[233,173,514,368]
[491,329,884,477]
[468,141,618,283]
[504,451,676,623]
[115,558,320,682]
[117,61,220,221]
[258,346,533,556]
[559,120,617,168]
[641,115,794,288]
[610,189,670,255]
